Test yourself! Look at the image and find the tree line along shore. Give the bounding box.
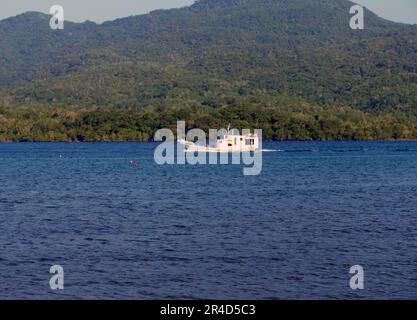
[0,105,416,142]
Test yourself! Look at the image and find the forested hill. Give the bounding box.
[0,0,416,142]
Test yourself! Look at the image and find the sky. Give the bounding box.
[0,0,416,24]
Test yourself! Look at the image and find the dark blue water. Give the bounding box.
[1,141,417,299]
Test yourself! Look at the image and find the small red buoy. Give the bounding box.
[129,160,139,167]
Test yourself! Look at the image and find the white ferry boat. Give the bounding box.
[179,129,260,153]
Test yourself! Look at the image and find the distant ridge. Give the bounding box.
[0,0,415,112]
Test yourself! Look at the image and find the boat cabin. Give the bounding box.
[216,133,259,152]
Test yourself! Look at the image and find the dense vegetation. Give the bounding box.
[1,105,416,142]
[0,0,416,141]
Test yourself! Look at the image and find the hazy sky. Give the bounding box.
[0,0,416,24]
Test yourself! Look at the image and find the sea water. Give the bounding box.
[0,141,417,299]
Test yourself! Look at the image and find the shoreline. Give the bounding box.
[2,139,417,144]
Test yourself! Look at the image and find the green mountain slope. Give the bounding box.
[0,0,416,141]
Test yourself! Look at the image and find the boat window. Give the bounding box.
[245,139,255,145]
[234,138,237,145]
